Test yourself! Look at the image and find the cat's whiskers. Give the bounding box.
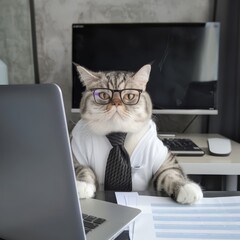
[119,109,134,120]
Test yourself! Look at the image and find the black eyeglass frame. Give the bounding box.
[90,88,143,105]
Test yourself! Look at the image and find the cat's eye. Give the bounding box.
[124,93,136,101]
[92,89,112,104]
[99,92,111,100]
[91,88,142,105]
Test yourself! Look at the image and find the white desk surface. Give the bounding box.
[160,133,240,175]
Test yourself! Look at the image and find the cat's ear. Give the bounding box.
[133,64,151,90]
[73,63,100,88]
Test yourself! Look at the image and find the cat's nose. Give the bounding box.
[111,97,122,106]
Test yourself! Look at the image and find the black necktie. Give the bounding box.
[104,132,132,191]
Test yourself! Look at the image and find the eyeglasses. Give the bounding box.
[90,88,143,105]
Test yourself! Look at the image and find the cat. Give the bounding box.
[71,64,203,204]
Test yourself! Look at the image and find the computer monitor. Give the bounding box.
[72,22,220,115]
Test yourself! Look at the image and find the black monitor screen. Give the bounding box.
[72,22,220,114]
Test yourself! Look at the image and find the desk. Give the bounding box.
[161,133,240,191]
[95,191,240,203]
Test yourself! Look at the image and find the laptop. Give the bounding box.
[0,84,141,240]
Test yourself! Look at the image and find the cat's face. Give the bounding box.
[75,64,152,135]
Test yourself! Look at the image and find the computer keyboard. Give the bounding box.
[161,138,205,156]
[82,213,106,234]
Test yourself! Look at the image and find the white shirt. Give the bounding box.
[71,119,168,191]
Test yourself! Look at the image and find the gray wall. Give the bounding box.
[0,0,35,84]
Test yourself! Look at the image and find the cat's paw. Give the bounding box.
[176,182,203,204]
[76,181,96,199]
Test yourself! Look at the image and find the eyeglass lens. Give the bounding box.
[92,89,141,105]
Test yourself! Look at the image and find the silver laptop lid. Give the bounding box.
[0,84,86,240]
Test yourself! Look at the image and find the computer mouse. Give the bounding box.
[207,138,232,156]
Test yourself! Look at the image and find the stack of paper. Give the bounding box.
[116,193,240,240]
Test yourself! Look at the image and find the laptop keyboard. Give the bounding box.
[162,138,205,156]
[82,213,106,234]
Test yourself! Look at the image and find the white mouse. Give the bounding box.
[207,138,232,156]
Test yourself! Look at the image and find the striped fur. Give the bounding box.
[73,155,98,188]
[73,64,203,203]
[76,65,152,135]
[153,152,189,200]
